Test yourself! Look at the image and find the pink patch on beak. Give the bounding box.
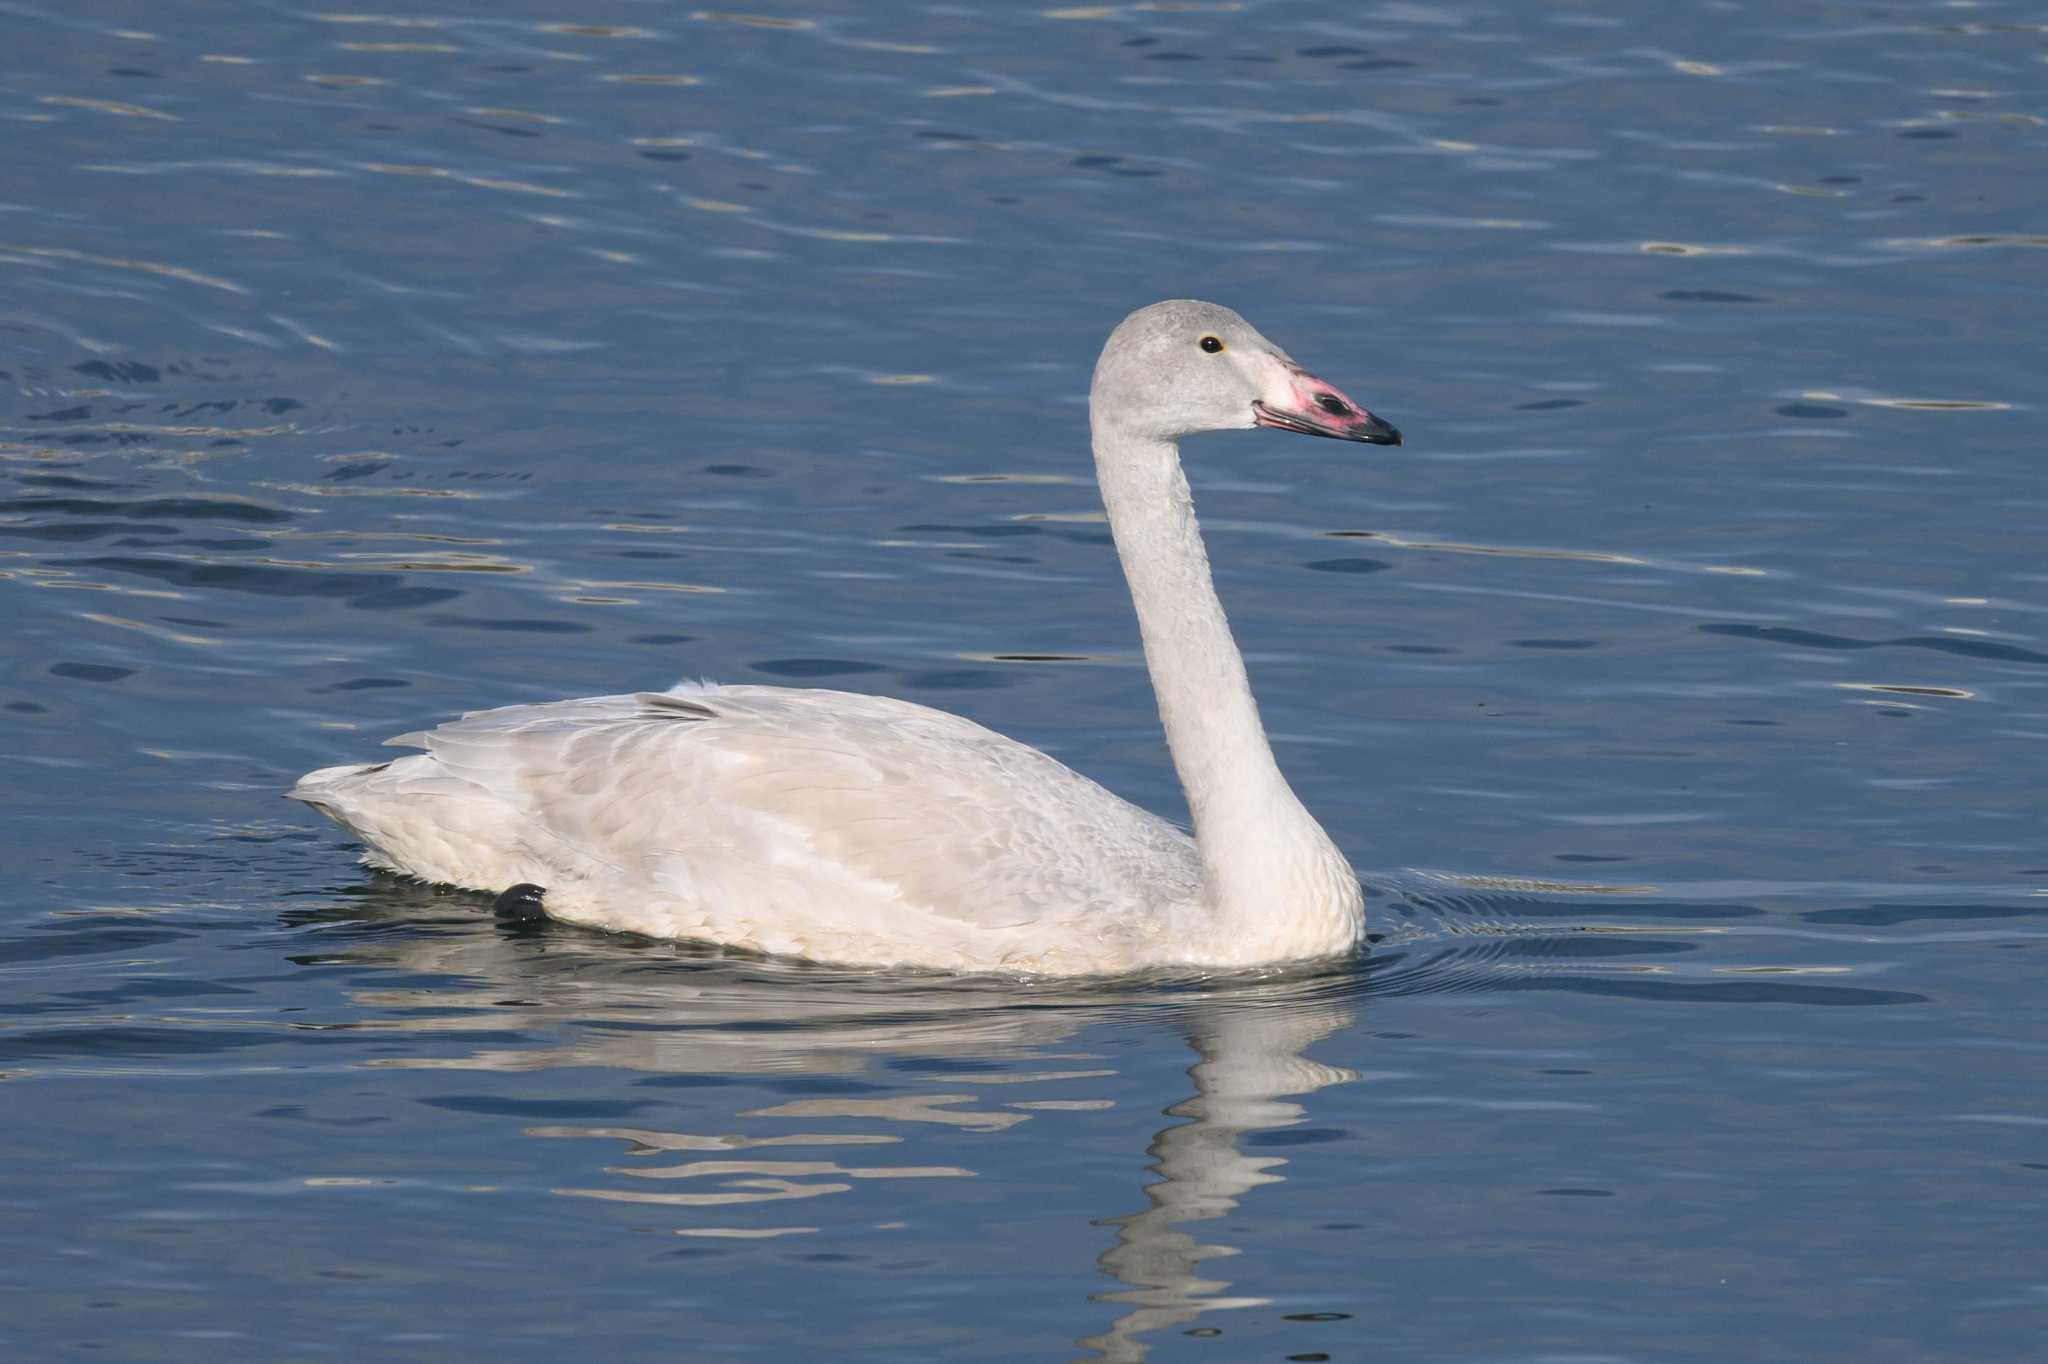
[1255,366,1402,445]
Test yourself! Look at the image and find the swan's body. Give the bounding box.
[293,300,1402,974]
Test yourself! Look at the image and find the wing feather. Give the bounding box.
[296,684,1199,964]
[349,686,1194,936]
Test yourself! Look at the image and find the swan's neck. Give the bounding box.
[1091,420,1361,952]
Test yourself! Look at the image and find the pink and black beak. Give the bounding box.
[1253,365,1402,446]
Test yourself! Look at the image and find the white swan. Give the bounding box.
[291,300,1402,975]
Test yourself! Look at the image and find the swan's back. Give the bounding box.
[292,685,1202,972]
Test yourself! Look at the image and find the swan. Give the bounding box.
[291,300,1403,974]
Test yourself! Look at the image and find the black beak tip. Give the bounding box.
[1362,418,1402,447]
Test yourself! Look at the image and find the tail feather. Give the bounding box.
[289,761,384,806]
[290,753,528,889]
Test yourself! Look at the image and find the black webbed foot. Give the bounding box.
[492,883,548,923]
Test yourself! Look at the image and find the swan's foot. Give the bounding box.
[492,883,548,923]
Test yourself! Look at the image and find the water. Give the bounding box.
[2,1,2043,1358]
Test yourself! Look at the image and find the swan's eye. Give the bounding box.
[1199,335,1224,354]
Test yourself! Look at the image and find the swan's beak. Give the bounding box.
[1252,365,1402,445]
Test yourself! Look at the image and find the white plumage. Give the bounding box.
[293,300,1403,974]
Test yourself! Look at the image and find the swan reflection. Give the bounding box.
[1082,1004,1357,1361]
[286,883,1361,1358]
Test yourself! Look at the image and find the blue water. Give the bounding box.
[2,2,2043,1359]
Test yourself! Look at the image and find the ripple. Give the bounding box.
[1322,530,1660,570]
[0,243,243,292]
[751,657,883,677]
[1701,622,2048,667]
[0,494,292,524]
[1796,388,2018,413]
[38,94,177,122]
[1803,901,2045,929]
[1834,682,1976,701]
[53,555,466,609]
[1882,234,2048,250]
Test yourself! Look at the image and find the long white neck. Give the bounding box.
[1090,418,1362,954]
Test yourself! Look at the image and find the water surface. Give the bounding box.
[2,2,2043,1360]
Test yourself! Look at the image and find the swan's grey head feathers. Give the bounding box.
[1090,299,1400,447]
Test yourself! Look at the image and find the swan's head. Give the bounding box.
[1090,299,1401,447]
